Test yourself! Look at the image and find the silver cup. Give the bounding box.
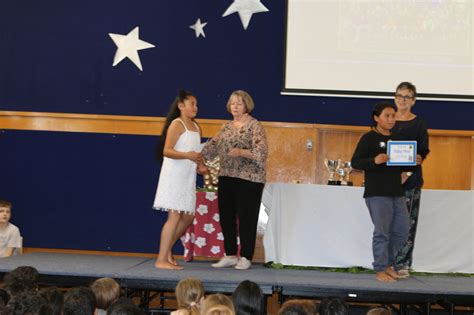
[340,161,353,186]
[324,159,341,185]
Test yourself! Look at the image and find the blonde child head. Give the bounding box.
[367,307,392,315]
[175,278,205,315]
[90,277,121,310]
[200,294,235,315]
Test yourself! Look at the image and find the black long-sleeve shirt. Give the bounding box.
[351,130,405,198]
[391,116,430,190]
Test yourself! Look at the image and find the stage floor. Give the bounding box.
[0,252,472,307]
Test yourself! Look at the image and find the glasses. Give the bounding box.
[395,94,414,101]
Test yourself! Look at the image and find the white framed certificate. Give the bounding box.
[387,140,417,166]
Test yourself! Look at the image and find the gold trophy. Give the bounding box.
[203,156,220,191]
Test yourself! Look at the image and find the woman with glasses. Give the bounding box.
[392,82,430,278]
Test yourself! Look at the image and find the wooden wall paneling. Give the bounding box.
[263,123,318,184]
[315,128,367,186]
[422,135,472,190]
[472,137,474,190]
[1,111,473,190]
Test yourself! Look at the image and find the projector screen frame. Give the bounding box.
[281,0,474,102]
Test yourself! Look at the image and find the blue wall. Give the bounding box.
[1,0,472,129]
[0,1,472,253]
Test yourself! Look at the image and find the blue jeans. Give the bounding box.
[365,196,409,272]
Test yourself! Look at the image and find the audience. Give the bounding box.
[173,278,205,315]
[201,294,235,315]
[0,264,365,315]
[232,280,264,315]
[90,278,121,315]
[278,299,318,315]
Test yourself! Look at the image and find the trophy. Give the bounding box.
[338,161,353,186]
[203,156,220,191]
[324,159,341,185]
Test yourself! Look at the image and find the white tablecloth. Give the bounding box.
[262,183,473,273]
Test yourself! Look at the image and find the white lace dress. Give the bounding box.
[153,119,201,214]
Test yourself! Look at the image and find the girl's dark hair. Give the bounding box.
[156,90,195,162]
[318,298,349,315]
[232,280,264,315]
[371,102,397,127]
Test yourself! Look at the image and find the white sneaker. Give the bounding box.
[235,257,251,270]
[397,269,410,278]
[212,256,238,268]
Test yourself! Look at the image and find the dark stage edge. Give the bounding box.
[0,252,472,306]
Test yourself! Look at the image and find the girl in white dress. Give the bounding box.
[153,90,204,270]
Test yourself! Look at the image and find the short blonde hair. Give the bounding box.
[200,294,235,315]
[367,308,392,315]
[90,277,121,310]
[278,299,318,315]
[226,90,255,114]
[175,278,205,315]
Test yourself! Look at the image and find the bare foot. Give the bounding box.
[386,267,400,279]
[376,271,396,282]
[155,261,183,270]
[167,253,177,265]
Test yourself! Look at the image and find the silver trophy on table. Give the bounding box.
[324,159,341,185]
[337,161,353,186]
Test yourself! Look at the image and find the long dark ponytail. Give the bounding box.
[156,90,195,162]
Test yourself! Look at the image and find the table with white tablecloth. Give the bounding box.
[262,183,473,273]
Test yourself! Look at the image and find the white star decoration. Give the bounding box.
[190,18,207,38]
[222,0,269,30]
[108,26,155,71]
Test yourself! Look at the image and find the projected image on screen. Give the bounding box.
[283,0,474,100]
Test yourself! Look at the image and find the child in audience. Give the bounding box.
[200,294,235,315]
[90,278,121,315]
[153,90,205,270]
[232,280,264,315]
[0,200,22,257]
[63,287,96,315]
[277,299,318,315]
[107,298,145,315]
[172,278,204,315]
[318,298,349,315]
[39,287,64,315]
[367,307,392,315]
[3,266,39,297]
[6,292,48,314]
[351,103,418,282]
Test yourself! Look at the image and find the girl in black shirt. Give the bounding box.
[352,103,419,282]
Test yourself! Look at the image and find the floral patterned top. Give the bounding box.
[202,116,268,183]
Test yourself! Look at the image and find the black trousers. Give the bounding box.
[217,176,264,260]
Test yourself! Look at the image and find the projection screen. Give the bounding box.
[283,0,474,101]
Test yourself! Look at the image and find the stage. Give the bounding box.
[0,252,473,314]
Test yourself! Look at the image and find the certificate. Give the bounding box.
[386,141,417,166]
